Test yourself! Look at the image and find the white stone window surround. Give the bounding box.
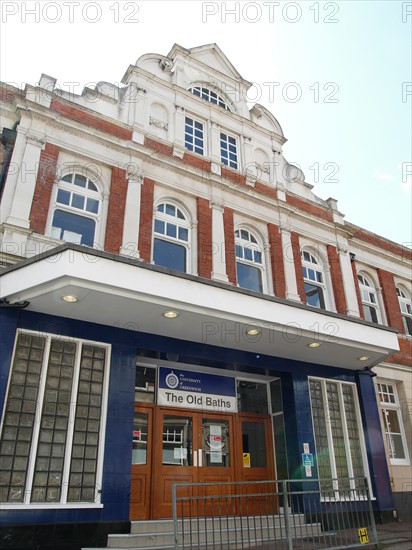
[0,329,111,509]
[395,284,412,337]
[376,380,410,466]
[357,269,386,325]
[233,219,272,295]
[151,195,198,276]
[299,241,336,313]
[45,154,110,249]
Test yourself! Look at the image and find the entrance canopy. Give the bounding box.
[0,245,399,370]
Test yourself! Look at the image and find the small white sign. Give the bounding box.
[303,443,310,454]
[305,465,312,477]
[210,452,222,463]
[174,447,187,460]
[210,425,222,436]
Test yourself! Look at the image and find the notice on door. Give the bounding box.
[158,367,237,412]
[243,453,251,468]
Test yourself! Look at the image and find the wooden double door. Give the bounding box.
[130,405,275,519]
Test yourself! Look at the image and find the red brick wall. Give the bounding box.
[286,194,333,222]
[348,225,412,261]
[184,152,211,172]
[138,178,155,262]
[30,143,60,234]
[387,337,412,367]
[377,269,404,333]
[104,167,128,254]
[254,182,277,199]
[223,207,237,285]
[267,223,286,298]
[197,198,213,278]
[222,166,247,186]
[291,232,306,302]
[327,245,348,314]
[351,262,364,319]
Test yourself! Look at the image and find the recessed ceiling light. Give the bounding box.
[162,311,179,319]
[308,342,321,348]
[358,356,370,361]
[246,327,261,336]
[62,295,79,303]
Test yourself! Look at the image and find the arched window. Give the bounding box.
[153,202,190,273]
[189,86,233,111]
[301,250,326,309]
[357,273,381,323]
[397,287,412,336]
[235,229,264,292]
[50,173,101,246]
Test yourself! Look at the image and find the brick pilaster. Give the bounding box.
[223,207,237,285]
[138,178,155,262]
[267,223,286,298]
[197,197,213,278]
[327,245,348,314]
[104,167,128,254]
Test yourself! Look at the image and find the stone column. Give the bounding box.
[338,246,361,317]
[281,228,301,302]
[211,201,229,283]
[120,173,144,258]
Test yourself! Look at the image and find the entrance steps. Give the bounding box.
[84,514,322,549]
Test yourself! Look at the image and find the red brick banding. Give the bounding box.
[223,207,237,285]
[286,193,333,222]
[51,99,132,141]
[30,143,60,234]
[138,178,155,262]
[327,245,348,314]
[351,262,364,320]
[377,269,404,333]
[144,136,173,157]
[291,232,306,302]
[197,198,213,278]
[267,223,286,298]
[254,182,277,199]
[349,225,412,261]
[1,83,24,104]
[104,167,128,254]
[183,152,211,172]
[222,166,247,186]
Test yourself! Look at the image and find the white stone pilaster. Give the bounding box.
[6,134,46,229]
[338,247,361,317]
[281,228,301,302]
[211,201,229,283]
[120,174,144,258]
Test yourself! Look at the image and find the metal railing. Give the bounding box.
[172,478,379,549]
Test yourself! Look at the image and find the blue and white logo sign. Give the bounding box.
[158,367,237,412]
[165,371,179,389]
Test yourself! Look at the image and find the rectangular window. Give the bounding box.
[184,117,204,155]
[309,378,369,495]
[220,132,238,169]
[0,331,110,506]
[377,383,410,465]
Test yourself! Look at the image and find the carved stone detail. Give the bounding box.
[160,57,174,73]
[26,134,46,147]
[149,117,168,130]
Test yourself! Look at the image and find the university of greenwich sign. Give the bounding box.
[158,367,237,412]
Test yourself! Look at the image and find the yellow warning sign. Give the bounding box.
[243,453,251,468]
[358,527,369,544]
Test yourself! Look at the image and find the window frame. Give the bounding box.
[396,286,412,336]
[188,85,233,112]
[377,381,410,466]
[48,172,102,248]
[0,329,111,509]
[184,115,206,157]
[152,201,192,274]
[309,376,372,500]
[301,249,328,310]
[357,272,382,324]
[234,228,266,293]
[220,131,239,170]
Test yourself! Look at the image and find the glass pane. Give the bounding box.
[162,416,192,466]
[237,381,268,414]
[242,421,266,467]
[202,419,230,467]
[52,210,96,247]
[57,189,70,205]
[86,198,99,214]
[305,283,325,309]
[326,382,349,488]
[132,413,148,464]
[309,380,333,485]
[74,174,87,187]
[154,219,165,235]
[135,366,156,403]
[273,414,288,479]
[236,263,263,293]
[166,223,177,238]
[270,379,283,414]
[153,238,186,273]
[72,194,85,210]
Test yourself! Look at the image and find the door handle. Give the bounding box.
[198,449,203,468]
[194,449,197,467]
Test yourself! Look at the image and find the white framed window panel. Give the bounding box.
[309,377,373,500]
[377,382,410,466]
[0,329,111,509]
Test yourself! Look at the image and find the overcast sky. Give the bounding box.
[1,0,411,246]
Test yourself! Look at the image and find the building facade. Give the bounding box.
[0,44,411,549]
